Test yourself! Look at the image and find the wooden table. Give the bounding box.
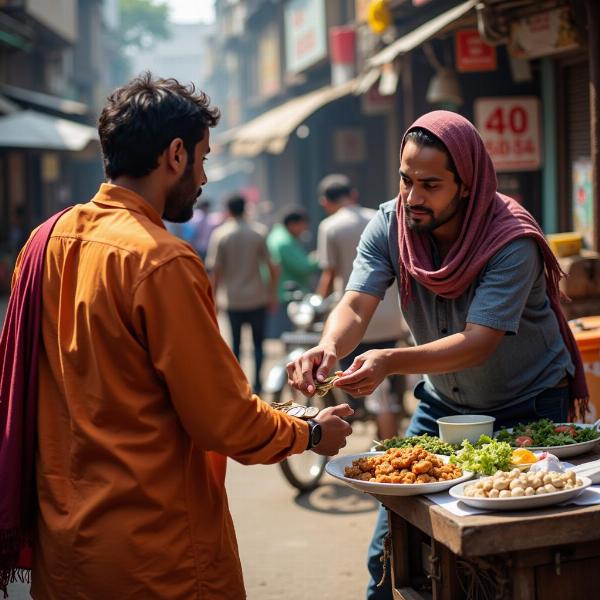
[374,449,600,600]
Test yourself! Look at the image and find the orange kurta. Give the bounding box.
[23,184,308,599]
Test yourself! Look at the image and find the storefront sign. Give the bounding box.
[284,0,327,74]
[509,6,579,59]
[257,24,281,98]
[334,128,366,164]
[572,158,594,249]
[474,97,542,172]
[455,29,496,73]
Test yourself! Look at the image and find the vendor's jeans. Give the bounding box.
[366,380,569,600]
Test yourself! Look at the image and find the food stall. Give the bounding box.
[377,464,600,600]
[327,420,600,599]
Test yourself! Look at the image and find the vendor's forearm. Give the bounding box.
[320,291,379,358]
[384,324,504,375]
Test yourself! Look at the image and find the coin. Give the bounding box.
[304,406,319,419]
[287,406,306,418]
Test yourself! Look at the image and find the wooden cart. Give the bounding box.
[375,452,600,599]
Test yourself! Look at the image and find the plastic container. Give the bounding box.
[436,415,495,445]
[570,316,600,423]
[546,232,582,257]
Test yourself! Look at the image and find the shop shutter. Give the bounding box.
[561,59,590,230]
[566,60,590,169]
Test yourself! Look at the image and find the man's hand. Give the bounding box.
[286,344,338,396]
[311,404,354,456]
[334,349,392,397]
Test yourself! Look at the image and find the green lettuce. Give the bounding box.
[450,435,513,476]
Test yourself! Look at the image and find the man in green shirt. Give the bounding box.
[266,207,319,337]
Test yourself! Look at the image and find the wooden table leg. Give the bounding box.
[511,566,535,600]
[431,540,462,600]
[389,510,411,588]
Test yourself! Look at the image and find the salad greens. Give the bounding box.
[449,435,513,476]
[377,433,456,456]
[495,418,599,447]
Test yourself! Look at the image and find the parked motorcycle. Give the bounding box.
[264,291,339,491]
[265,289,407,492]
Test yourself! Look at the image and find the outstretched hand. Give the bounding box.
[333,349,391,397]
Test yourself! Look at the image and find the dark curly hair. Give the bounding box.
[98,72,220,179]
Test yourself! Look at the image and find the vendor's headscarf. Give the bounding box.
[396,110,588,419]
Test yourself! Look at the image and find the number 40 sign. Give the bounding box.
[474,97,542,172]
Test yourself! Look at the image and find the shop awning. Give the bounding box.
[229,79,357,157]
[0,109,98,151]
[367,0,478,68]
[0,83,89,116]
[0,94,19,114]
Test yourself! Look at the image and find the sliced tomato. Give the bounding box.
[515,435,534,447]
[554,425,577,436]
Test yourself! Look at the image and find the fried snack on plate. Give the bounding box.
[344,446,462,484]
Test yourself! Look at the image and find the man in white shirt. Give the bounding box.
[315,175,408,439]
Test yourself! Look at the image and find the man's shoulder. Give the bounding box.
[59,203,200,274]
[267,225,290,246]
[488,237,540,266]
[380,198,398,215]
[248,221,268,238]
[318,211,340,233]
[360,199,397,236]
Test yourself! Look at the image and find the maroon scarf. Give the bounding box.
[0,209,70,594]
[396,110,588,419]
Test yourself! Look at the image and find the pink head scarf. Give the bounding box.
[396,110,588,419]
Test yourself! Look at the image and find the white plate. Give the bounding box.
[495,423,600,458]
[325,451,473,496]
[449,475,592,511]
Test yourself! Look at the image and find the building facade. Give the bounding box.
[0,0,110,292]
[206,0,599,252]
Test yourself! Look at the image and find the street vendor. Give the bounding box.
[286,110,588,600]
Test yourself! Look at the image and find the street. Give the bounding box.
[1,300,387,599]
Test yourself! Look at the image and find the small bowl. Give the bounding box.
[436,415,496,445]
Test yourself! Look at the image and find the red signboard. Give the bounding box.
[455,29,497,73]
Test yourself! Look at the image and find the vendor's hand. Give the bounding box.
[334,349,392,397]
[286,343,338,396]
[311,404,354,456]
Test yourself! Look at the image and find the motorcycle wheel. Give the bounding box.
[274,383,332,492]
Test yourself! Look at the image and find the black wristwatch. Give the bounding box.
[306,419,322,450]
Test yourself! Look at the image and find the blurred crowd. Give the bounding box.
[165,174,409,441]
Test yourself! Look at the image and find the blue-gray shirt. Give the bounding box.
[346,199,573,411]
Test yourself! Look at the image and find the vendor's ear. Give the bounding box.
[460,183,470,198]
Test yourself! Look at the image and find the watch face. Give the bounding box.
[311,423,322,447]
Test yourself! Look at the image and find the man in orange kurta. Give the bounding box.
[20,74,352,599]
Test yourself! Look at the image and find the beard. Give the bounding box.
[163,165,202,223]
[404,190,466,233]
